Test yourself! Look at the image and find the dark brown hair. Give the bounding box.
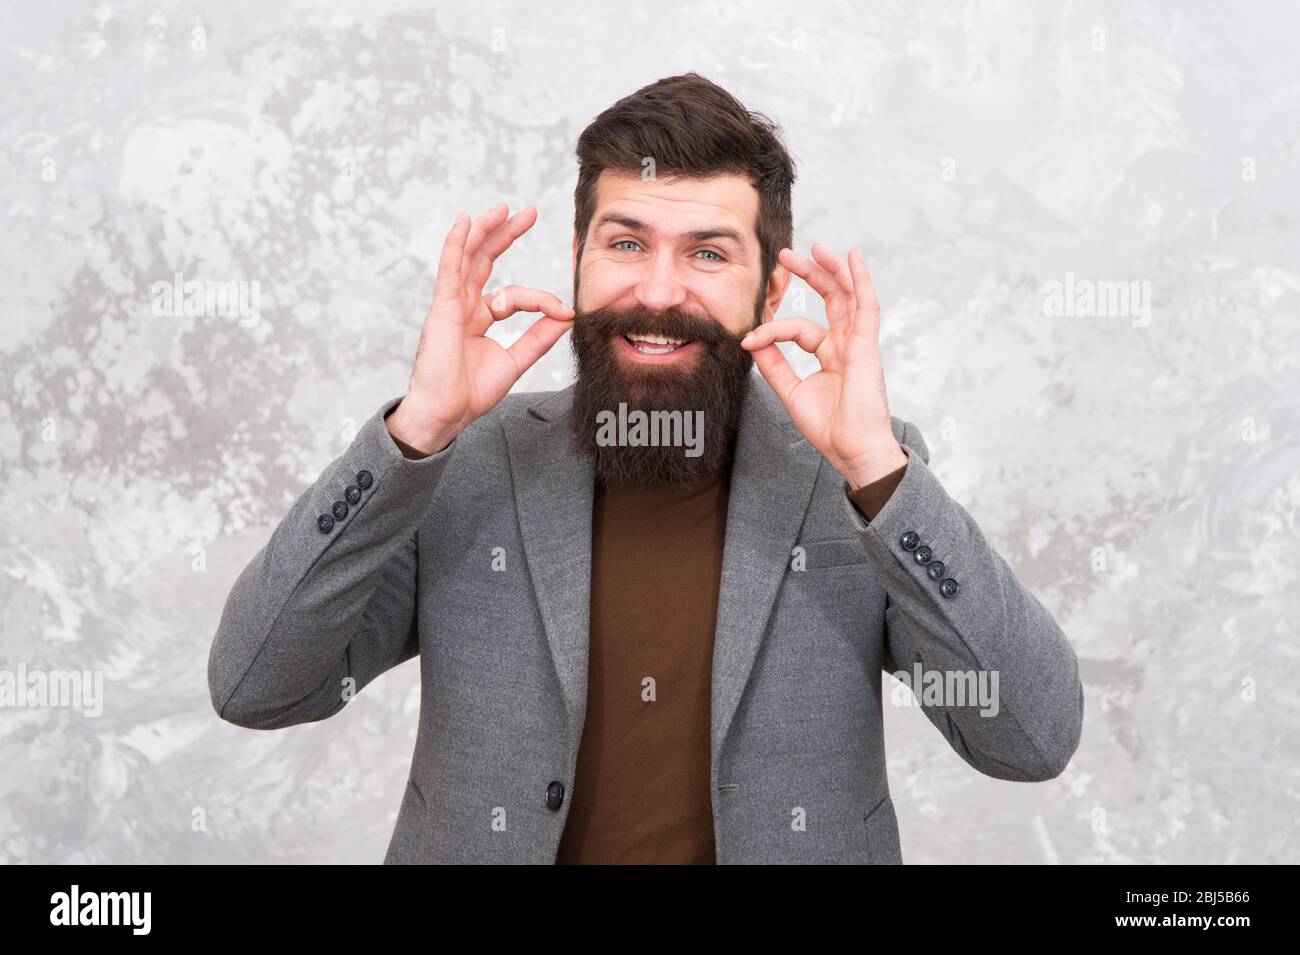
[574,73,797,287]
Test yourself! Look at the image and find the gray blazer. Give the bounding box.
[208,371,1084,864]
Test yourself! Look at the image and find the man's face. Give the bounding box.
[568,171,790,485]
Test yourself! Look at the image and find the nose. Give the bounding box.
[633,249,690,314]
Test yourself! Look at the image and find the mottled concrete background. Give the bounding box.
[2,0,1297,864]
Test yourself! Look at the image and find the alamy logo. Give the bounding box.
[0,664,103,717]
[151,271,260,327]
[890,663,1000,717]
[594,403,705,458]
[1042,272,1151,327]
[50,885,151,935]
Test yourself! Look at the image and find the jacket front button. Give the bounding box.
[913,544,932,565]
[900,531,920,551]
[316,514,335,534]
[356,469,373,490]
[940,577,960,598]
[545,780,565,811]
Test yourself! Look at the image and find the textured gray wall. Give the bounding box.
[2,0,1296,864]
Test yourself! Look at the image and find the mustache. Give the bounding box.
[574,305,746,347]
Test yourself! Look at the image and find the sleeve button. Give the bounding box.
[927,560,945,580]
[317,514,335,534]
[332,501,348,521]
[900,531,920,551]
[356,469,373,490]
[940,577,960,598]
[344,484,361,505]
[913,545,932,565]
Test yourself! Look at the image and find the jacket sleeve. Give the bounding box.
[842,420,1084,781]
[208,397,455,730]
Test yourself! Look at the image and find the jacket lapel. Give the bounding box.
[502,389,594,749]
[502,375,823,771]
[710,373,823,765]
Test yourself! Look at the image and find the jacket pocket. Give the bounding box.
[862,795,903,864]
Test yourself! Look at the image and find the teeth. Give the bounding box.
[628,333,687,346]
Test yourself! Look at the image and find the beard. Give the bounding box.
[569,291,763,488]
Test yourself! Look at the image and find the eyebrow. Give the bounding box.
[593,213,746,248]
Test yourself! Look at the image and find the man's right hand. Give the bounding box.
[386,202,575,457]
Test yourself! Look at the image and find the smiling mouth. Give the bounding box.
[621,332,693,355]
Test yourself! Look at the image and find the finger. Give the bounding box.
[779,247,852,330]
[741,317,827,355]
[434,211,472,308]
[463,201,512,264]
[480,285,575,331]
[460,202,512,293]
[810,243,856,313]
[506,315,573,379]
[749,343,802,406]
[847,248,881,340]
[468,205,539,290]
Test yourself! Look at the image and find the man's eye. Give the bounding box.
[610,241,723,262]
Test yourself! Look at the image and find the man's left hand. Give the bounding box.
[741,244,907,489]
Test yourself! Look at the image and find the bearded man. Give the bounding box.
[209,73,1084,865]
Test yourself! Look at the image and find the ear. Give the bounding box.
[760,263,794,324]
